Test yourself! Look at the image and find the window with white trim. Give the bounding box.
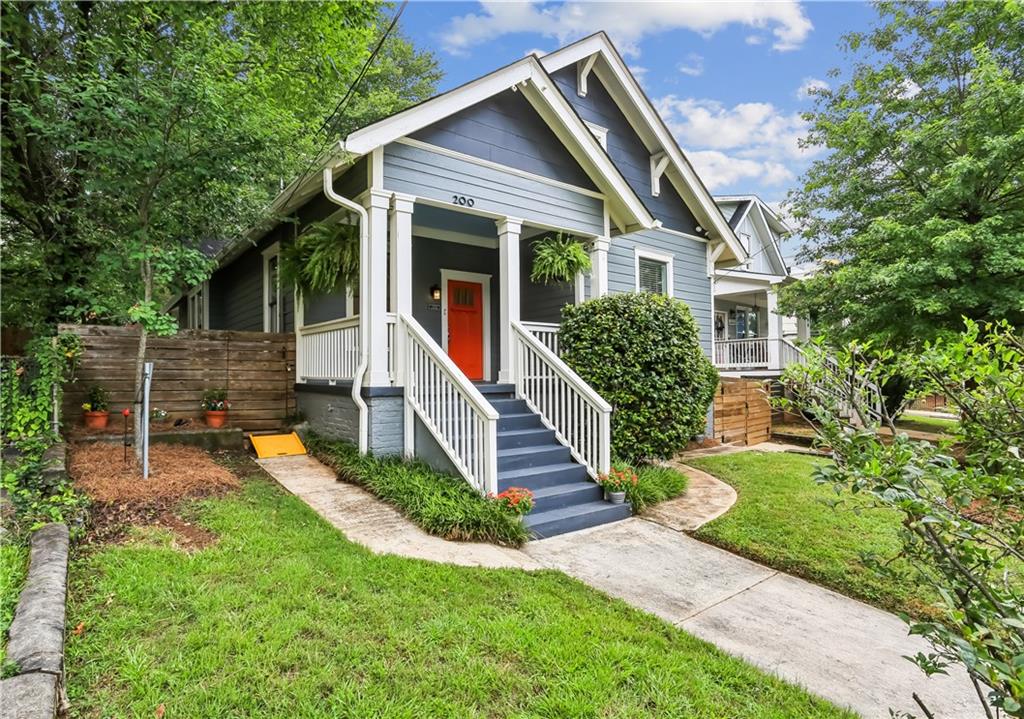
[263,242,283,332]
[185,282,208,329]
[584,121,609,150]
[634,248,673,297]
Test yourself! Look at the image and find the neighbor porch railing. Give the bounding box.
[714,337,770,369]
[297,316,361,382]
[511,321,611,478]
[400,313,499,495]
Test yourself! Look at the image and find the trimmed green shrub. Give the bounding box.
[561,292,718,462]
[305,433,530,547]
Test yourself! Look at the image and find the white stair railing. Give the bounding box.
[297,316,360,382]
[511,321,611,478]
[520,321,561,356]
[399,313,499,495]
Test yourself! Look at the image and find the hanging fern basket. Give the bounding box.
[530,232,592,285]
[279,219,360,298]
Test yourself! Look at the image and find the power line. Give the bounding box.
[280,1,409,211]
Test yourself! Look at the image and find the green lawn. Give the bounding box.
[894,413,959,435]
[66,462,850,718]
[1,543,29,656]
[687,451,936,617]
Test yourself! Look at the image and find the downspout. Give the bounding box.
[322,163,370,454]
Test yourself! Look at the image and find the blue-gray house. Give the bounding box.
[174,33,751,537]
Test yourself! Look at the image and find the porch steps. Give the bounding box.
[480,385,631,539]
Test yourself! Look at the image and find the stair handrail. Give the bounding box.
[511,320,611,478]
[399,313,499,495]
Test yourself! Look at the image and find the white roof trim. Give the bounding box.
[749,202,789,275]
[342,55,654,234]
[540,33,747,262]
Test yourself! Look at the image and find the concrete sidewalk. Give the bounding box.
[524,519,979,719]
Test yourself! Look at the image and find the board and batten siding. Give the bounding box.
[549,67,700,237]
[607,228,713,355]
[409,89,597,191]
[382,141,605,237]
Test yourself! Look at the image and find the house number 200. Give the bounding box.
[451,194,475,207]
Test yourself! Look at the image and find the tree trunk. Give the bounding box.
[132,256,152,467]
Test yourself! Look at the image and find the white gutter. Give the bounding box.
[322,163,370,455]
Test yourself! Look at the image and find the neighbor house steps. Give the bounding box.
[476,384,631,539]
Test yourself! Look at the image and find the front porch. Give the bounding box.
[713,279,806,376]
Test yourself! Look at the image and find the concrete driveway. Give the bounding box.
[524,519,980,719]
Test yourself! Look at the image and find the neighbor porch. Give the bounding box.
[713,275,807,376]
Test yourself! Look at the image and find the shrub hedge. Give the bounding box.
[561,292,718,462]
[304,433,530,547]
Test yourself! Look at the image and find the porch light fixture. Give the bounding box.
[429,284,441,301]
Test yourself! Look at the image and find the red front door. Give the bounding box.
[447,280,484,380]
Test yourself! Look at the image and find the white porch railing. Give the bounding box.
[780,338,806,368]
[715,338,770,369]
[400,313,499,495]
[520,321,562,356]
[297,316,361,382]
[511,321,611,478]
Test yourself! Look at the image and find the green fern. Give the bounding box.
[279,219,360,298]
[530,233,591,285]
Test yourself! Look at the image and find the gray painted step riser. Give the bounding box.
[497,446,571,471]
[530,484,604,512]
[498,465,590,491]
[527,503,632,539]
[497,429,557,449]
[489,399,531,416]
[498,414,544,431]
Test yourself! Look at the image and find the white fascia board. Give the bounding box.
[541,34,748,263]
[749,202,789,275]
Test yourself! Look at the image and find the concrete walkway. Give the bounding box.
[641,463,736,531]
[523,519,979,719]
[257,455,540,570]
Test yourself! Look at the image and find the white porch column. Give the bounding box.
[589,237,610,298]
[766,288,783,370]
[364,190,391,386]
[497,217,523,384]
[389,193,414,390]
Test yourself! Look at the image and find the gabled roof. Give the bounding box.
[343,55,655,234]
[715,195,790,274]
[539,33,748,262]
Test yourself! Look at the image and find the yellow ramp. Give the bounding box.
[250,432,306,458]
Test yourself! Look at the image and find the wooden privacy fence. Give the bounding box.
[59,324,295,431]
[713,378,772,445]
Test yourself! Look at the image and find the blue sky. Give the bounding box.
[400,1,877,229]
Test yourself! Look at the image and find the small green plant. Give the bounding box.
[280,219,360,298]
[493,487,533,516]
[597,462,638,493]
[530,232,591,285]
[82,385,109,412]
[305,433,530,546]
[561,293,718,462]
[201,388,230,411]
[627,464,689,512]
[1,333,81,450]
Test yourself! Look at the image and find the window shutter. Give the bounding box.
[638,258,666,295]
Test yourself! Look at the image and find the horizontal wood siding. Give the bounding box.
[383,141,604,236]
[410,89,597,190]
[607,228,712,355]
[550,67,700,236]
[211,246,263,331]
[60,324,295,432]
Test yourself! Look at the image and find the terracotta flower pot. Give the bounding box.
[83,410,110,429]
[205,410,228,428]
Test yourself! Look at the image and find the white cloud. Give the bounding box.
[439,1,813,57]
[745,34,764,45]
[677,53,704,77]
[686,151,794,191]
[796,77,829,100]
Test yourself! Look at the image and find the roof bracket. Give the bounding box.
[577,54,598,97]
[649,152,670,197]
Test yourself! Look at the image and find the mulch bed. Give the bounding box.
[69,443,241,544]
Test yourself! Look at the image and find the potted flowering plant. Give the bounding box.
[82,385,110,429]
[597,463,638,504]
[493,487,534,516]
[201,388,230,428]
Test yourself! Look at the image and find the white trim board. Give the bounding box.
[634,246,674,298]
[440,268,493,381]
[262,241,282,333]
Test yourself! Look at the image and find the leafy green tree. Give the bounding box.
[781,1,1024,349]
[777,322,1023,718]
[1,2,439,459]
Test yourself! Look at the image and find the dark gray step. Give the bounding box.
[498,413,544,431]
[498,462,589,491]
[497,444,570,471]
[488,398,530,416]
[474,383,515,397]
[497,427,556,449]
[530,481,604,512]
[525,501,633,539]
